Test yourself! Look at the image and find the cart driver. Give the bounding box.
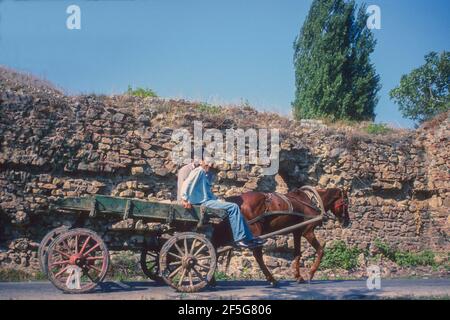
[177,160,199,202]
[179,159,266,249]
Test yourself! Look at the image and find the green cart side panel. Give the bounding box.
[52,195,227,224]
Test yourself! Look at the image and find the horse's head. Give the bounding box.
[329,188,351,228]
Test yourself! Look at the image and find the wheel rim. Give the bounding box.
[38,226,69,273]
[159,233,216,292]
[47,229,109,293]
[140,250,161,281]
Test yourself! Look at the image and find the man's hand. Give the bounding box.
[182,200,193,209]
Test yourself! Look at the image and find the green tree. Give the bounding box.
[293,0,381,121]
[390,51,450,123]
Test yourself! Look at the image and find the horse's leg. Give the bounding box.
[303,231,324,282]
[292,231,306,283]
[252,247,278,287]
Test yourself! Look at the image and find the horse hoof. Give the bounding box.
[270,280,279,288]
[297,278,306,284]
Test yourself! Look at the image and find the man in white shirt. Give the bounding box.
[177,161,199,202]
[179,159,265,249]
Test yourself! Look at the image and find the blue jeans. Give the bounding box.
[202,200,254,242]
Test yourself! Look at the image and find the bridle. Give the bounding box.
[333,189,349,219]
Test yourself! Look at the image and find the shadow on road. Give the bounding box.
[95,281,164,293]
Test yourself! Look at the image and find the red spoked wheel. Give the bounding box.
[46,228,109,294]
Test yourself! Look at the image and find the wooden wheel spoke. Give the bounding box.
[86,264,102,273]
[86,256,104,261]
[54,249,71,259]
[168,261,182,267]
[188,270,193,286]
[54,266,69,278]
[196,263,210,271]
[174,243,185,256]
[168,265,182,279]
[79,236,91,255]
[192,266,204,280]
[62,239,71,252]
[83,243,100,257]
[196,256,212,261]
[193,244,206,257]
[190,239,198,255]
[50,260,70,267]
[168,252,182,260]
[184,238,188,256]
[178,268,187,286]
[75,235,78,254]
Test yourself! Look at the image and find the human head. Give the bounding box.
[200,158,214,172]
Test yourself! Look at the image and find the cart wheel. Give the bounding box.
[140,249,163,283]
[159,232,216,293]
[46,228,109,294]
[38,226,70,274]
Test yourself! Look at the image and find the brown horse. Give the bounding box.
[211,188,350,286]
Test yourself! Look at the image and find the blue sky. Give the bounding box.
[0,0,448,128]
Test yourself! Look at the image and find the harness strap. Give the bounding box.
[300,186,325,215]
[275,193,293,213]
[247,186,326,225]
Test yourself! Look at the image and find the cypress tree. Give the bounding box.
[293,0,381,121]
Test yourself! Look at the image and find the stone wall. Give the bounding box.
[0,67,448,279]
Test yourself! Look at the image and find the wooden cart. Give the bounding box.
[39,195,227,293]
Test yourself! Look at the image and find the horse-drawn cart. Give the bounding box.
[39,190,324,294]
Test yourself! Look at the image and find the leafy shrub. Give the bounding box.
[394,251,436,267]
[364,123,392,135]
[320,241,362,270]
[374,240,436,267]
[127,86,158,98]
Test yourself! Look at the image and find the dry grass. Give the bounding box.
[421,110,450,131]
[0,65,62,94]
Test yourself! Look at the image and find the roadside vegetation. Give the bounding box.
[374,240,438,267]
[319,240,442,272]
[320,240,362,270]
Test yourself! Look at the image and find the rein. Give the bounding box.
[247,210,314,225]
